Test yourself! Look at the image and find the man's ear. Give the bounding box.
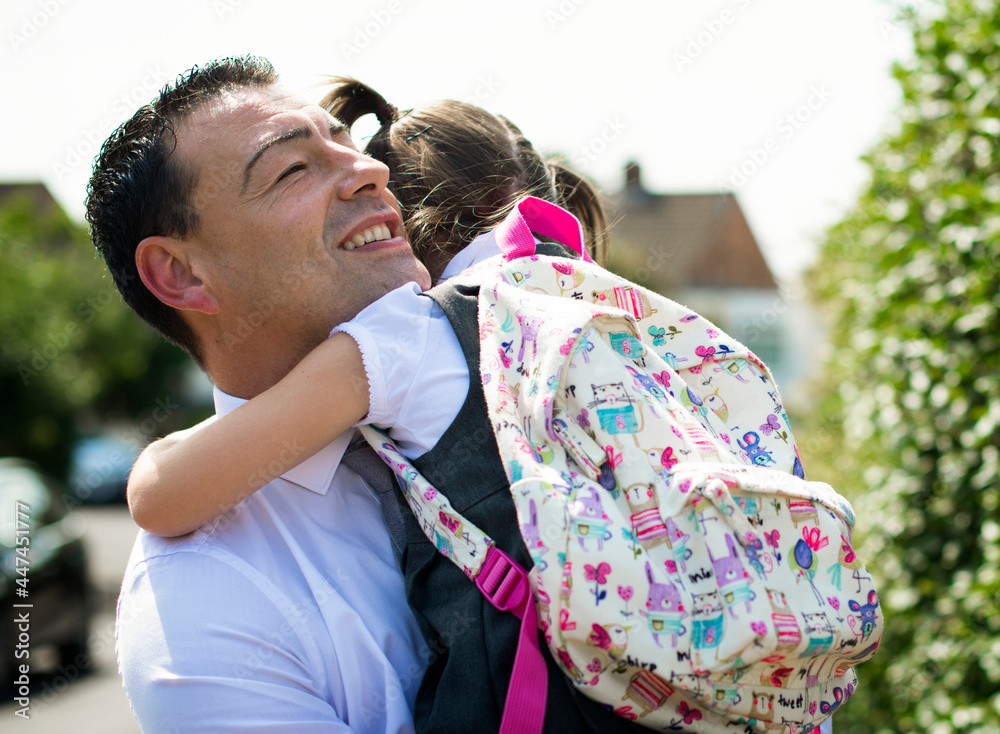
[136,235,220,315]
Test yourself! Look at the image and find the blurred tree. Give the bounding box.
[0,188,203,483]
[806,1,1000,731]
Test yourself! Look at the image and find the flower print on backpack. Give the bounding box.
[584,620,629,683]
[585,561,610,605]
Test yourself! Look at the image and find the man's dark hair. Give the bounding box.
[85,55,278,367]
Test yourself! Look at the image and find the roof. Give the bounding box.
[606,164,778,291]
[0,182,63,216]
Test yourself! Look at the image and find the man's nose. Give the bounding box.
[328,145,390,200]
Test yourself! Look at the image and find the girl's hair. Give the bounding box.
[320,78,608,278]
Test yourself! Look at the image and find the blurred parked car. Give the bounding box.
[67,436,140,504]
[0,458,93,686]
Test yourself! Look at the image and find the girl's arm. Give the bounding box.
[128,332,369,537]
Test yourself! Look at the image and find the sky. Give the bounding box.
[1,0,916,282]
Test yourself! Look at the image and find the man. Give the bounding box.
[87,56,430,732]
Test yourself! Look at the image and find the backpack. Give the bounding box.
[360,197,882,734]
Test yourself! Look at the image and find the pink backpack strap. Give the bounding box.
[494,196,594,263]
[477,545,548,734]
[361,425,549,733]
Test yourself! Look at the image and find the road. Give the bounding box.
[2,505,142,733]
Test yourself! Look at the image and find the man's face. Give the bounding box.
[174,85,431,359]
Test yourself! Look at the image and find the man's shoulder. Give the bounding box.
[121,528,264,605]
[117,517,329,659]
[124,526,234,572]
[120,494,290,606]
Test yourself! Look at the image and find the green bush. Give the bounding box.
[0,192,198,481]
[807,2,1000,731]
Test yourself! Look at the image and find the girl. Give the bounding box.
[128,80,641,733]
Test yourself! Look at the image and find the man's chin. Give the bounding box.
[414,266,433,292]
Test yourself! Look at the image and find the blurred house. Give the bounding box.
[606,162,817,405]
[0,181,63,215]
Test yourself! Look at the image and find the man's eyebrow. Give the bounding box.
[240,122,346,193]
[242,127,309,193]
[328,119,347,138]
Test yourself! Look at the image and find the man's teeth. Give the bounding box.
[343,224,392,250]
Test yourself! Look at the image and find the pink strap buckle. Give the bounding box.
[475,545,548,734]
[477,545,532,614]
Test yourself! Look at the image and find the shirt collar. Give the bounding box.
[440,228,547,281]
[213,386,351,495]
[439,229,502,280]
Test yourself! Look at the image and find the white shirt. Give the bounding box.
[116,390,427,733]
[438,227,502,280]
[331,227,502,459]
[334,283,468,459]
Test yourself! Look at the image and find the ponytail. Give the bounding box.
[320,77,397,129]
[550,162,609,266]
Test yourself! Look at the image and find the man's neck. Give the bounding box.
[188,306,331,399]
[203,338,317,400]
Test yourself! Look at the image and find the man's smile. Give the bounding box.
[341,222,393,250]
